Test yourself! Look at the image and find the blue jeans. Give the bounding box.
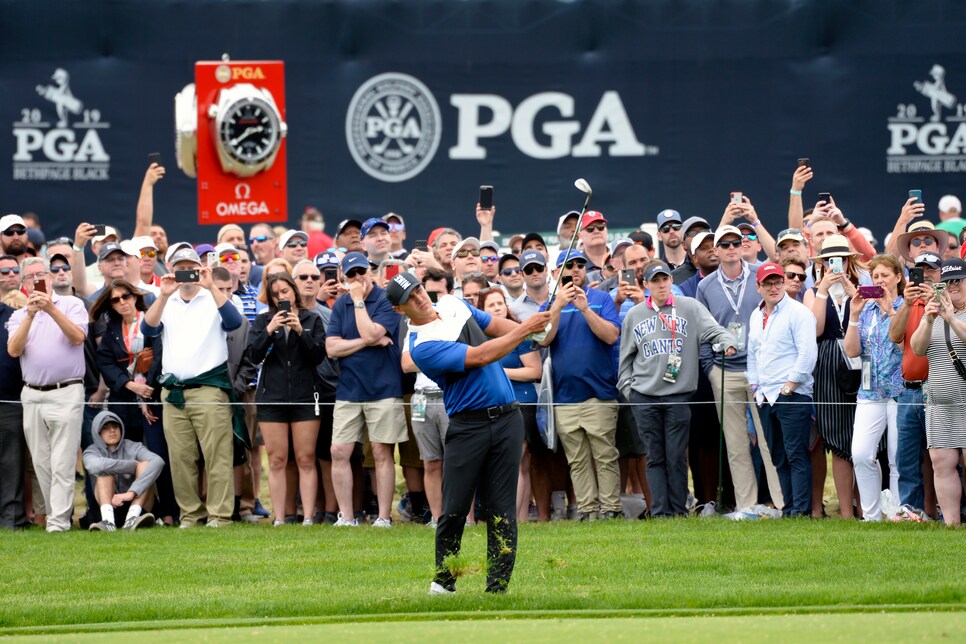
[896,386,926,510]
[756,392,813,517]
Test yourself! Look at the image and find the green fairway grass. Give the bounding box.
[6,613,966,643]
[0,519,963,635]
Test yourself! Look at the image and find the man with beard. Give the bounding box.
[0,215,29,262]
[656,209,686,269]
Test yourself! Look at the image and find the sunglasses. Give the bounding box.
[784,272,806,281]
[140,249,157,259]
[50,265,72,273]
[523,264,546,275]
[48,236,73,246]
[249,235,274,244]
[387,223,405,232]
[717,239,742,249]
[742,234,758,241]
[0,267,20,275]
[684,227,710,239]
[659,223,683,233]
[910,237,936,247]
[285,241,308,248]
[511,247,522,255]
[455,249,480,258]
[297,274,321,281]
[345,268,368,279]
[219,252,240,262]
[463,294,479,303]
[500,267,522,276]
[948,278,963,285]
[110,292,135,304]
[584,224,606,233]
[563,261,587,270]
[481,255,499,263]
[3,228,26,236]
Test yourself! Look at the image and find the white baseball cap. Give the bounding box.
[713,225,743,247]
[939,194,962,214]
[0,214,25,232]
[93,226,120,243]
[131,235,157,251]
[690,231,714,254]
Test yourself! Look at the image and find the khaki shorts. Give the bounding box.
[332,399,408,445]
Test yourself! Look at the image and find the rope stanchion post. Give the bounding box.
[713,343,726,510]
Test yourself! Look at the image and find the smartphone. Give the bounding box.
[908,267,924,286]
[561,274,573,287]
[33,278,47,294]
[730,191,743,204]
[480,185,494,210]
[827,257,843,274]
[206,252,218,268]
[797,158,810,168]
[278,300,292,314]
[428,291,439,304]
[385,264,401,280]
[857,285,884,299]
[323,267,338,282]
[415,239,428,252]
[147,152,162,167]
[92,224,107,236]
[909,189,922,205]
[621,268,636,284]
[174,269,199,283]
[933,282,947,300]
[817,192,832,205]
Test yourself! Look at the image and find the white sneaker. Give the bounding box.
[427,518,438,529]
[334,512,358,527]
[273,519,284,527]
[429,582,455,595]
[302,518,314,526]
[372,517,392,528]
[240,513,262,524]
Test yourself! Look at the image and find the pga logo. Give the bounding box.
[346,72,657,182]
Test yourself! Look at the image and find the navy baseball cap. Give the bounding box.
[656,209,682,228]
[914,253,942,269]
[643,261,673,282]
[681,216,711,237]
[97,241,132,262]
[520,249,546,268]
[341,251,370,274]
[314,251,340,269]
[360,217,390,238]
[386,271,421,306]
[941,257,966,282]
[555,249,588,268]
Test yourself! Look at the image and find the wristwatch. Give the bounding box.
[780,385,793,396]
[836,218,852,231]
[354,300,365,310]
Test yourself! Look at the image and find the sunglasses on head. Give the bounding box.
[784,272,806,281]
[500,266,522,276]
[717,239,742,249]
[297,274,321,281]
[3,227,26,236]
[50,264,72,273]
[48,236,73,246]
[659,223,683,233]
[742,233,758,241]
[523,264,546,275]
[910,237,936,247]
[584,224,606,233]
[346,268,367,279]
[0,267,19,275]
[455,249,480,258]
[249,235,273,244]
[285,241,307,248]
[110,292,135,304]
[140,249,157,259]
[219,252,240,262]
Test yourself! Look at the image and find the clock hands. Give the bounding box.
[230,125,264,147]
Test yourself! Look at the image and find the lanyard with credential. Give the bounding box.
[717,264,749,321]
[648,295,677,354]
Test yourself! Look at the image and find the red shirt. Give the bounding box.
[901,299,929,381]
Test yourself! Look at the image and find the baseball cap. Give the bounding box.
[914,252,942,269]
[713,225,743,246]
[0,214,26,232]
[383,212,405,225]
[385,271,421,306]
[214,242,239,258]
[681,216,711,238]
[656,209,682,228]
[690,231,714,254]
[360,217,390,238]
[756,263,785,283]
[581,211,607,229]
[857,226,878,247]
[164,242,192,265]
[27,228,45,247]
[97,241,132,262]
[194,243,216,257]
[555,249,588,268]
[92,225,120,243]
[132,235,158,251]
[451,237,481,260]
[427,227,447,248]
[314,251,340,269]
[557,211,581,234]
[520,249,547,269]
[480,240,500,254]
[776,228,806,247]
[119,240,141,258]
[737,222,756,235]
[341,251,369,274]
[279,230,309,248]
[629,230,654,250]
[498,254,520,272]
[335,219,363,237]
[610,237,634,256]
[939,194,962,213]
[168,246,202,267]
[940,257,966,281]
[643,261,672,282]
[48,253,70,265]
[521,232,546,250]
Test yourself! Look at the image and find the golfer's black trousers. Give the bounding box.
[434,407,523,593]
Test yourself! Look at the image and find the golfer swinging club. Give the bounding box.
[388,271,551,594]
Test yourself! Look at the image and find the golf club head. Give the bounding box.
[574,178,592,195]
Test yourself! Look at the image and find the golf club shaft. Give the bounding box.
[546,191,593,312]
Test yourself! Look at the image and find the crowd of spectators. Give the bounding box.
[3,161,966,538]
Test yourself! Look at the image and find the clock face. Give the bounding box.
[219,97,281,164]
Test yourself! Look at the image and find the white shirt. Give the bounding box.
[746,294,818,405]
[158,288,229,380]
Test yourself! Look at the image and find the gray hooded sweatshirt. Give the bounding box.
[618,295,737,397]
[82,411,164,497]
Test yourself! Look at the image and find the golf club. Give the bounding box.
[542,178,593,334]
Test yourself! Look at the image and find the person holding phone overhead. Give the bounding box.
[844,254,906,521]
